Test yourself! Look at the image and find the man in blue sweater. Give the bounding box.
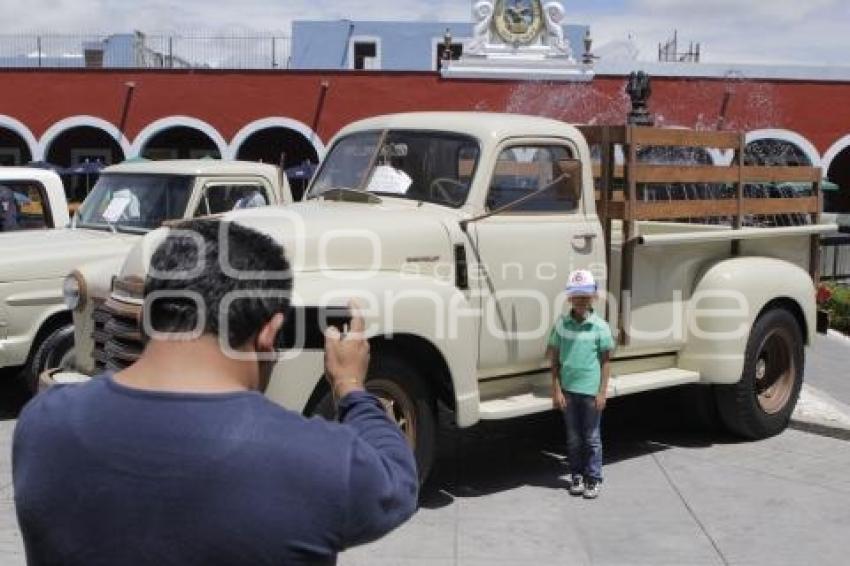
[12,219,418,565]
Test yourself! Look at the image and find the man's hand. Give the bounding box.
[324,300,370,400]
[595,391,607,412]
[553,387,567,411]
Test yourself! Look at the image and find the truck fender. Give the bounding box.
[678,256,814,385]
[265,271,480,427]
[19,305,71,368]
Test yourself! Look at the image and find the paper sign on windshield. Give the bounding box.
[367,165,412,195]
[101,195,132,223]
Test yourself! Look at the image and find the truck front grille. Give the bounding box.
[92,295,144,373]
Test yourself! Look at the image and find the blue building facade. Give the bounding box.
[291,20,589,71]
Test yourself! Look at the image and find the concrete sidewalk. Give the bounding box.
[2,331,849,566]
[339,414,850,566]
[2,407,849,566]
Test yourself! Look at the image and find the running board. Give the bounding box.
[478,367,700,420]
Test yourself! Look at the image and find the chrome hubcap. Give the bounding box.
[368,383,417,447]
[754,328,795,415]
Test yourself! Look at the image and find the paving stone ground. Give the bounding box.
[1,334,849,565]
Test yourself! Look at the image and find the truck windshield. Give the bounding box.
[308,130,480,208]
[75,174,193,233]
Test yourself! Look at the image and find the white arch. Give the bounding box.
[745,129,821,168]
[37,115,132,161]
[823,134,850,175]
[0,114,39,161]
[129,116,228,159]
[228,117,326,161]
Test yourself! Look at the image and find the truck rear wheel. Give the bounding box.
[310,354,437,483]
[715,308,803,439]
[23,324,75,393]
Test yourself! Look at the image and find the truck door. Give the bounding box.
[473,140,605,377]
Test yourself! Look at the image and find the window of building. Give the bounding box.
[0,180,50,231]
[349,37,380,70]
[195,183,269,217]
[486,145,581,213]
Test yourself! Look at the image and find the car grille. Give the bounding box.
[92,279,145,373]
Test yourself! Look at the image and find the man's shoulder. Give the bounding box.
[244,394,360,450]
[19,378,106,423]
[14,378,110,448]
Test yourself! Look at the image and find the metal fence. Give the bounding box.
[0,33,292,69]
[822,234,850,282]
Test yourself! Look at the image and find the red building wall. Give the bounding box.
[1,69,850,159]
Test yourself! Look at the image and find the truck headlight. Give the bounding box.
[63,272,86,311]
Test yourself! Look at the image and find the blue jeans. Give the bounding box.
[562,392,603,482]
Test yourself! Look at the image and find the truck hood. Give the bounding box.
[121,199,459,280]
[0,228,139,283]
[228,200,456,273]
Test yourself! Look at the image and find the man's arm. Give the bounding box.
[338,392,418,546]
[324,301,418,547]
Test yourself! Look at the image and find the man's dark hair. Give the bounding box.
[144,219,292,348]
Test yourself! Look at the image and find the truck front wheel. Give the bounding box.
[24,324,75,393]
[310,354,437,483]
[715,308,804,439]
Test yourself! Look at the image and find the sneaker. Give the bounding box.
[583,480,601,499]
[568,475,585,496]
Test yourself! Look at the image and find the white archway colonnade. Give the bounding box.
[4,113,850,174]
[0,114,326,163]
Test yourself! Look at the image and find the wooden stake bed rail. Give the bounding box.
[577,125,824,345]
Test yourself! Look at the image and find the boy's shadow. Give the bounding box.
[420,385,742,509]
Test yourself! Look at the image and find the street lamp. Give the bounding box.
[582,28,598,66]
[442,28,453,65]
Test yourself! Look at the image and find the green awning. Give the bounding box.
[822,180,840,192]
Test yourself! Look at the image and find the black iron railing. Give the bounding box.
[822,234,850,282]
[0,33,292,69]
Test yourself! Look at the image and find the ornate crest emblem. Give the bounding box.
[493,0,544,45]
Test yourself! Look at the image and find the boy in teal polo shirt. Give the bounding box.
[548,269,615,499]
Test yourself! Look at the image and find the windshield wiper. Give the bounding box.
[315,187,382,204]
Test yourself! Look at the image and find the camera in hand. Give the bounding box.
[277,305,353,350]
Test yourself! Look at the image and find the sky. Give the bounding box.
[1,0,848,66]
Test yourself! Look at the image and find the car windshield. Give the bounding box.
[308,130,480,208]
[75,174,193,233]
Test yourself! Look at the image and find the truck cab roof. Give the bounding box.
[103,160,282,180]
[334,112,584,146]
[0,167,65,184]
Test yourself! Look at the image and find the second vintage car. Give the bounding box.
[0,159,291,390]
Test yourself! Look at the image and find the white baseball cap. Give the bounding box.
[566,269,597,296]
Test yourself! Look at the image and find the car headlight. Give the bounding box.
[63,272,86,311]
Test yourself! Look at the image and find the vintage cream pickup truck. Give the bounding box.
[1,160,291,390]
[61,113,835,478]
